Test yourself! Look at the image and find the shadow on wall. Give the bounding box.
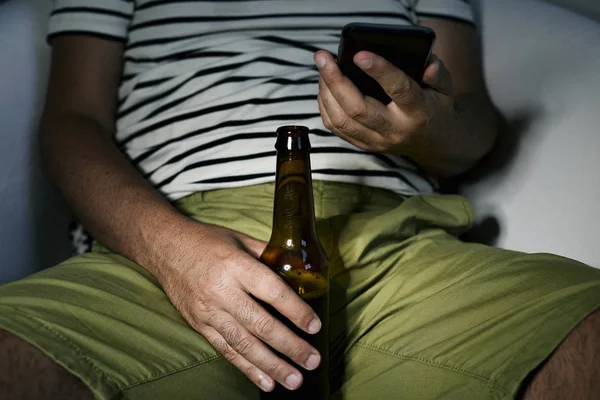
[442,108,543,247]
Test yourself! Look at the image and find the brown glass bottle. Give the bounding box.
[259,125,330,400]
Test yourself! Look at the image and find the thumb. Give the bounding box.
[422,54,453,96]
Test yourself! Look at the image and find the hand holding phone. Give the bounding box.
[337,23,436,104]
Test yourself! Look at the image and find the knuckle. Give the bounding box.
[268,280,287,301]
[317,81,326,96]
[286,342,305,360]
[411,110,429,129]
[323,72,341,87]
[321,115,334,131]
[389,79,413,99]
[374,141,389,152]
[245,363,259,381]
[231,294,255,327]
[368,136,390,152]
[369,63,387,79]
[219,320,241,345]
[265,359,283,376]
[240,267,261,293]
[222,345,239,363]
[235,335,256,356]
[186,307,208,330]
[387,135,404,148]
[254,314,275,338]
[346,104,367,120]
[210,336,228,354]
[371,112,388,129]
[369,68,384,80]
[207,312,221,327]
[330,114,350,130]
[320,93,334,110]
[192,295,213,314]
[207,275,229,295]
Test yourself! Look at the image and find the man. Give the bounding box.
[0,0,599,399]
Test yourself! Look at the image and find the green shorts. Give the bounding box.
[1,182,599,400]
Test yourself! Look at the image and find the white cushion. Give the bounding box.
[463,0,600,267]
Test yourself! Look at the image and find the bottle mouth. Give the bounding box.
[275,125,311,151]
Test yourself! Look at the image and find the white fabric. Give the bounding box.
[462,0,600,267]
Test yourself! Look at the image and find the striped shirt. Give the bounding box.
[48,0,473,201]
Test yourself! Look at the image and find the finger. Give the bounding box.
[226,288,322,372]
[318,77,385,150]
[315,50,364,100]
[235,232,267,260]
[200,324,275,392]
[318,93,374,150]
[318,93,374,151]
[353,51,426,111]
[241,260,320,335]
[422,54,453,96]
[317,92,334,130]
[317,92,368,149]
[315,50,391,132]
[206,311,304,391]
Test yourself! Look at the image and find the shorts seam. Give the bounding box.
[488,303,561,391]
[12,307,120,388]
[8,307,229,396]
[120,354,222,392]
[489,301,600,396]
[459,196,474,227]
[354,340,510,397]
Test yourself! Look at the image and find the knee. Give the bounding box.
[0,328,40,368]
[0,328,95,399]
[549,308,600,370]
[521,308,600,400]
[1,328,51,368]
[569,308,600,345]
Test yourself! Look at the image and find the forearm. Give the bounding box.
[404,92,499,178]
[40,112,191,275]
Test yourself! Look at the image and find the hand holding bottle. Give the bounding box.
[155,221,322,393]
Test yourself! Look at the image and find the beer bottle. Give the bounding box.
[259,125,330,399]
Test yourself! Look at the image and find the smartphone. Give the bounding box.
[337,23,436,104]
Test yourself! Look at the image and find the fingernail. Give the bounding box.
[308,318,321,334]
[315,54,327,69]
[306,354,320,370]
[260,377,273,391]
[285,373,301,389]
[354,56,372,69]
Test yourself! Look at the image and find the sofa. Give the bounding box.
[1,0,599,284]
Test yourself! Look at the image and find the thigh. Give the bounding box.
[330,195,600,399]
[0,250,257,400]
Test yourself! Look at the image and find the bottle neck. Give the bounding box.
[268,149,318,248]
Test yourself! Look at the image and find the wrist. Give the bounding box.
[128,202,201,279]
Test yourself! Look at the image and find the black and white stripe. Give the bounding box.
[48,0,473,200]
